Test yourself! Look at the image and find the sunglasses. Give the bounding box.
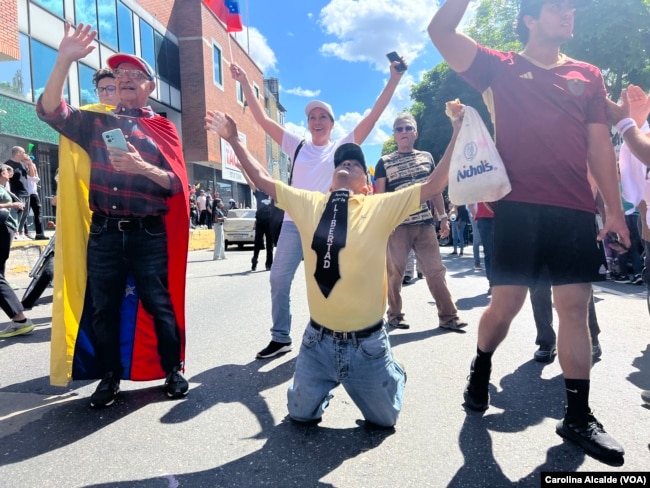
[95,85,117,94]
[112,68,151,81]
[394,125,415,133]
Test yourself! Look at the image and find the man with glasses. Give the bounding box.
[36,23,190,409]
[429,0,628,463]
[375,113,465,331]
[92,68,118,106]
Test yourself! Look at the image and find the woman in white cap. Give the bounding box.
[230,57,407,360]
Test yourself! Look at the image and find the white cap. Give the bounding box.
[304,100,334,120]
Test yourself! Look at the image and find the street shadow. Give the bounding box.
[159,358,297,440]
[388,327,441,348]
[486,360,566,433]
[627,344,650,394]
[86,417,394,488]
[455,294,491,310]
[0,385,168,467]
[0,359,296,467]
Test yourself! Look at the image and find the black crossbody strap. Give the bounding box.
[288,139,307,186]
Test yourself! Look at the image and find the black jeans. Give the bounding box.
[24,193,44,235]
[86,217,181,377]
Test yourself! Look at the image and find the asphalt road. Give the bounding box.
[0,246,649,487]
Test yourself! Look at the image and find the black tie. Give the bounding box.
[311,190,349,298]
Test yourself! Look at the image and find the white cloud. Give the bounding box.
[285,87,321,97]
[318,0,436,72]
[232,26,277,74]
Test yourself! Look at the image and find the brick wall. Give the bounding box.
[0,0,19,61]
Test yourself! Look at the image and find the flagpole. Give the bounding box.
[228,34,234,63]
[246,0,250,54]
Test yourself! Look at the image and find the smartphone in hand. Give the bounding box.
[102,128,129,152]
[386,51,407,73]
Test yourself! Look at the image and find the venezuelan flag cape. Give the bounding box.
[49,104,189,386]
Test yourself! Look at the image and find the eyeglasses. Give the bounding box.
[112,68,151,81]
[394,125,415,133]
[95,85,117,95]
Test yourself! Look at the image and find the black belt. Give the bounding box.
[310,319,384,340]
[92,214,164,232]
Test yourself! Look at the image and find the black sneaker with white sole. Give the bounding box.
[90,372,120,408]
[256,340,293,359]
[556,411,624,465]
[463,358,490,411]
[164,367,189,398]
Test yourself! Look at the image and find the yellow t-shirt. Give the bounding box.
[275,181,421,331]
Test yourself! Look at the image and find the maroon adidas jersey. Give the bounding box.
[460,44,608,213]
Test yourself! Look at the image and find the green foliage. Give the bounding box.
[567,0,650,98]
[381,136,397,156]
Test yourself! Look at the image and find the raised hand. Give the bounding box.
[58,23,97,64]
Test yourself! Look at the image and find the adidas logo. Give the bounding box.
[519,72,534,79]
[598,264,607,275]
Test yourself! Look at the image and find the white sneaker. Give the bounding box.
[0,319,35,338]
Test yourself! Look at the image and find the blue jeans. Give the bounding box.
[86,218,181,376]
[452,220,467,252]
[477,218,494,285]
[470,218,481,265]
[269,221,303,343]
[287,323,405,427]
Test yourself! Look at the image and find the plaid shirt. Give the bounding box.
[36,99,183,218]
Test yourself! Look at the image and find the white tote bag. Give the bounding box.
[448,106,511,205]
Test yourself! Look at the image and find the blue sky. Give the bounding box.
[226,0,463,168]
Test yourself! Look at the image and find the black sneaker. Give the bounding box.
[256,340,292,359]
[90,373,120,408]
[402,275,412,285]
[163,367,189,398]
[463,359,490,411]
[556,411,624,464]
[534,345,557,363]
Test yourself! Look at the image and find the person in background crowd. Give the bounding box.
[213,198,226,260]
[93,68,119,106]
[230,56,407,360]
[375,112,465,331]
[429,0,628,464]
[607,83,650,409]
[5,146,31,240]
[0,164,34,339]
[22,154,48,240]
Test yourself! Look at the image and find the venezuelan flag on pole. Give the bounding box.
[203,0,243,33]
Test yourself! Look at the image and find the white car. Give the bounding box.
[223,209,256,249]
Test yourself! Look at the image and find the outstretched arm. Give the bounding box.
[205,111,276,199]
[230,63,285,145]
[420,100,464,203]
[353,60,406,144]
[41,23,97,114]
[428,0,478,74]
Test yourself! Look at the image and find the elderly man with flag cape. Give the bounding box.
[37,23,189,408]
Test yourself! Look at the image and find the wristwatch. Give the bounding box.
[437,213,448,220]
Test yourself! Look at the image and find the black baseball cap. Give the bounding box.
[333,143,367,173]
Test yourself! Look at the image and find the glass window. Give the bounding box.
[32,0,64,17]
[0,33,31,100]
[79,63,98,106]
[212,44,223,86]
[97,0,118,49]
[31,39,68,103]
[166,39,180,88]
[154,31,165,80]
[139,20,155,74]
[75,0,98,30]
[254,85,260,100]
[117,2,134,54]
[236,81,244,104]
